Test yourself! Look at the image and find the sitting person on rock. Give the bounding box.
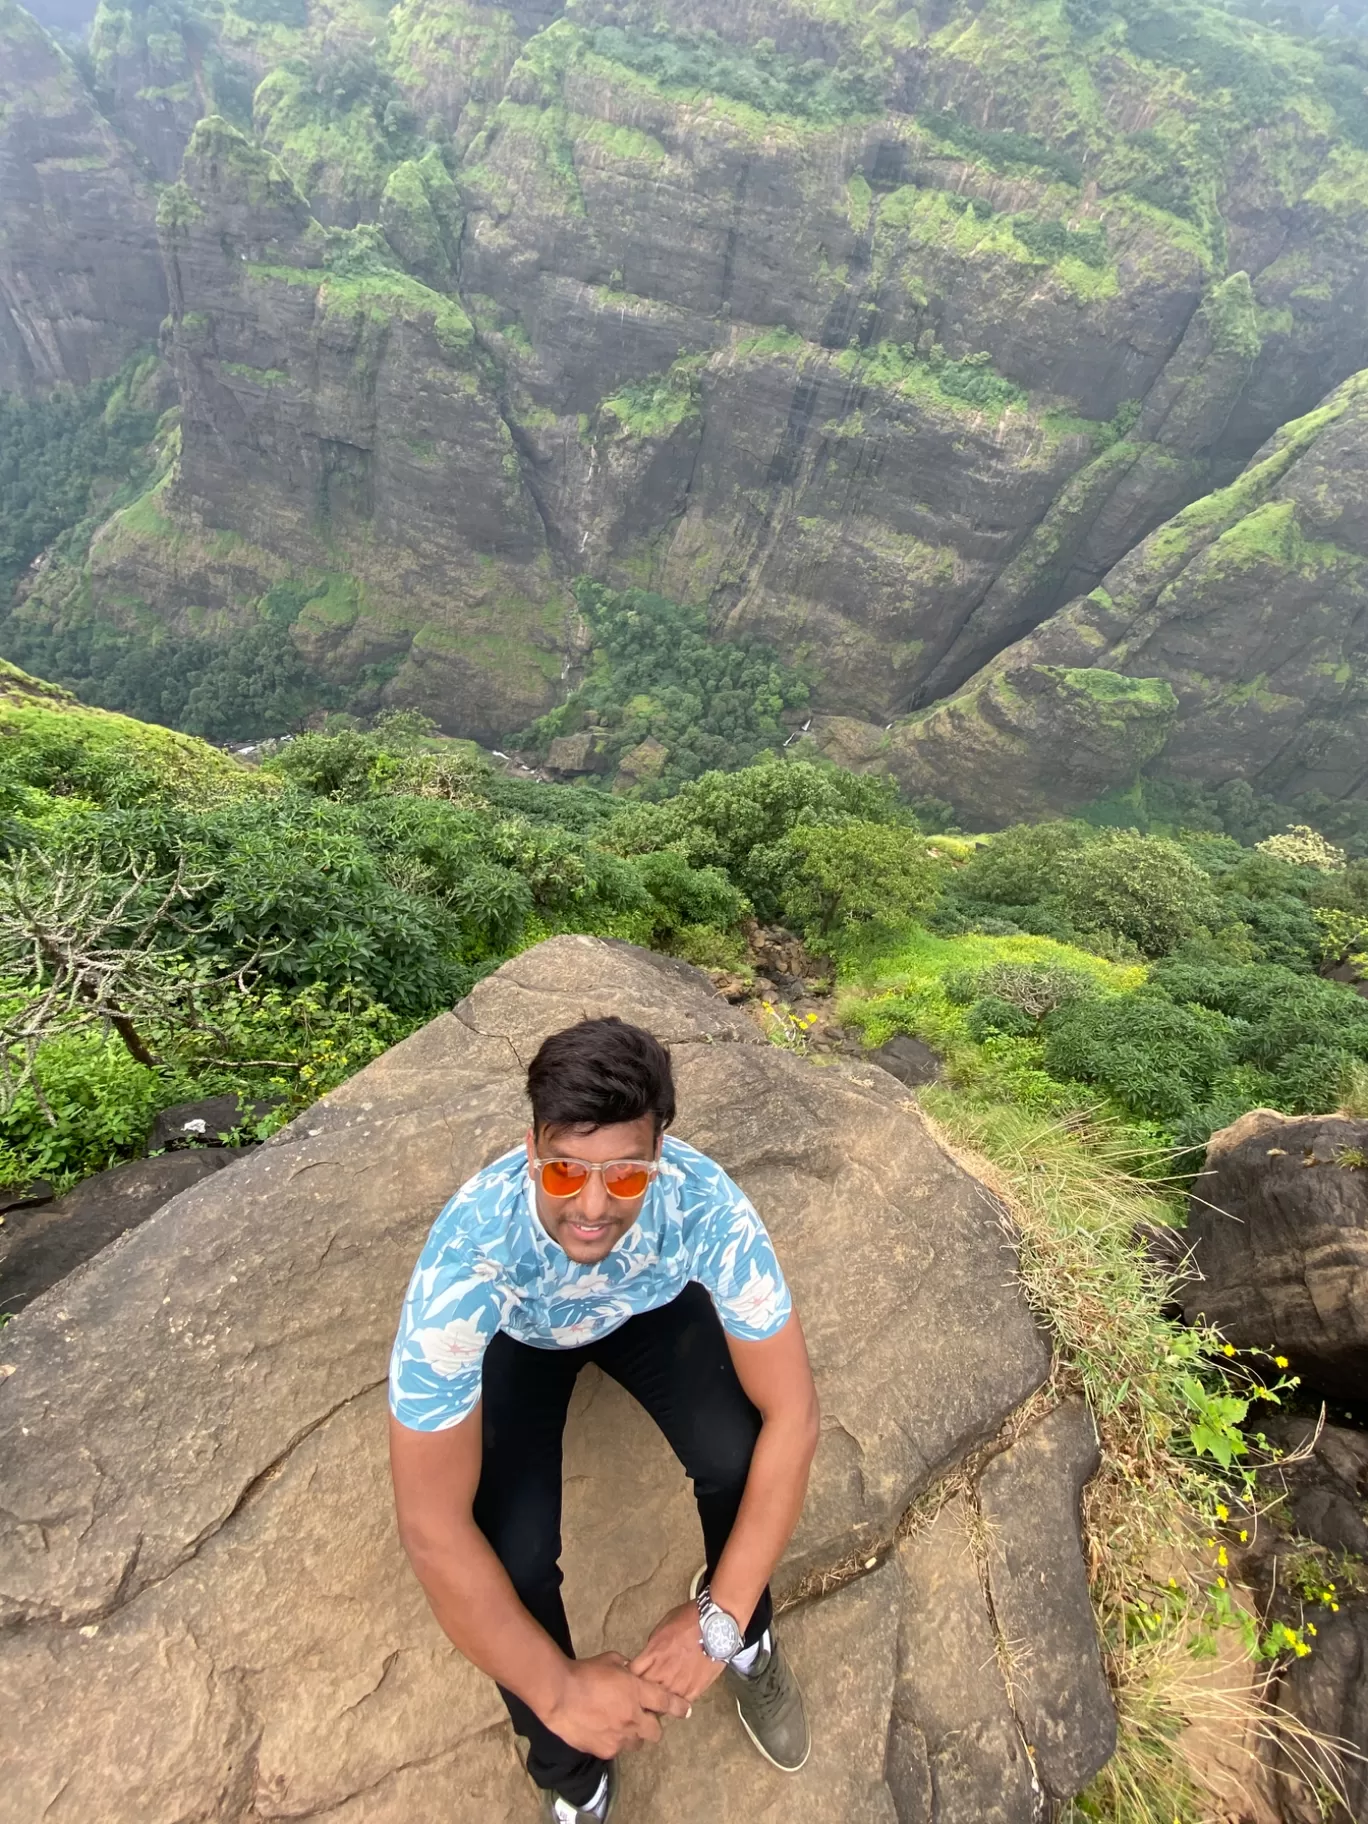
[388,1015,819,1822]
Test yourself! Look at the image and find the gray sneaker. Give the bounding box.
[726,1635,811,1773]
[540,1761,617,1823]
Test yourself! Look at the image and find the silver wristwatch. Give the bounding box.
[696,1584,744,1662]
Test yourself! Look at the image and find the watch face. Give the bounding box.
[701,1607,743,1661]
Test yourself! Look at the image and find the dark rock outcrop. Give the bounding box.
[1277,1602,1368,1824]
[146,1094,279,1153]
[0,1148,240,1316]
[0,0,167,392]
[0,936,1116,1819]
[1181,1109,1368,1401]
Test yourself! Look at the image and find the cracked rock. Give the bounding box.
[0,936,1109,1821]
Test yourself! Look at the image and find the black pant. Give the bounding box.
[474,1282,772,1803]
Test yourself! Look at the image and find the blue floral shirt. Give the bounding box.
[388,1135,792,1431]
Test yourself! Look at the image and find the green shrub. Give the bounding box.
[771,820,939,941]
[1051,832,1217,956]
[0,1030,166,1188]
[632,848,748,938]
[955,821,1095,909]
[1012,216,1109,269]
[1276,1043,1358,1114]
[608,755,904,917]
[1043,994,1232,1120]
[966,995,1037,1041]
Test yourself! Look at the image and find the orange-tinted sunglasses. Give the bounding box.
[532,1156,657,1200]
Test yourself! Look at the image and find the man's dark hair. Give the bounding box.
[527,1017,676,1137]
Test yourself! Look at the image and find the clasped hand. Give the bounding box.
[543,1604,723,1759]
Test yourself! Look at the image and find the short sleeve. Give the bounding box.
[388,1217,510,1432]
[689,1167,793,1342]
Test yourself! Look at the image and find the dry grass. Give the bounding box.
[917,1092,1362,1824]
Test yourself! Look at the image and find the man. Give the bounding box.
[388,1015,820,1822]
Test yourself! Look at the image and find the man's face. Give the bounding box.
[526,1114,661,1264]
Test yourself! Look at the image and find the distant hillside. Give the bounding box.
[4,0,1368,821]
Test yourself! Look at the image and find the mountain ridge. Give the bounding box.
[4,0,1368,821]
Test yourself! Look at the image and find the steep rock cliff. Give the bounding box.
[8,0,1368,800]
[0,0,166,391]
[145,118,566,739]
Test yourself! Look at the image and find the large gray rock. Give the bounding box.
[977,1401,1116,1802]
[1180,1109,1368,1401]
[0,1148,241,1317]
[0,937,1115,1820]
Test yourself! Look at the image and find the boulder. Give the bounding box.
[0,936,1115,1820]
[1180,1110,1368,1400]
[0,1148,240,1317]
[1276,1601,1368,1824]
[1258,1415,1368,1562]
[544,732,609,777]
[869,1034,944,1089]
[147,1093,279,1153]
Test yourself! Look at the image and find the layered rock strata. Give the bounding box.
[0,0,166,392]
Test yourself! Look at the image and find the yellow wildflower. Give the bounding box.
[1215,1502,1229,1522]
[1274,1355,1289,1368]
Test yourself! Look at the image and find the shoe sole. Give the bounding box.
[692,1565,812,1773]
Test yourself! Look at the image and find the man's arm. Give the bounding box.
[389,1409,690,1756]
[629,1310,820,1699]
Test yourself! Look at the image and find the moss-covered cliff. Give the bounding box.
[5,0,1368,800]
[0,0,166,391]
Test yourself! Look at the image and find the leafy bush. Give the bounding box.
[966,995,1037,1041]
[954,821,1096,909]
[608,754,905,917]
[1012,216,1109,269]
[770,820,939,941]
[1051,833,1217,956]
[1043,993,1232,1120]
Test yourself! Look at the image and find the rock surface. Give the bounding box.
[1180,1108,1368,1401]
[0,936,1115,1819]
[0,0,167,392]
[0,1147,241,1317]
[1277,1601,1368,1824]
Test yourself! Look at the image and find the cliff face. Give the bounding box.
[142,120,565,740]
[6,0,1368,805]
[814,367,1368,819]
[0,0,166,392]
